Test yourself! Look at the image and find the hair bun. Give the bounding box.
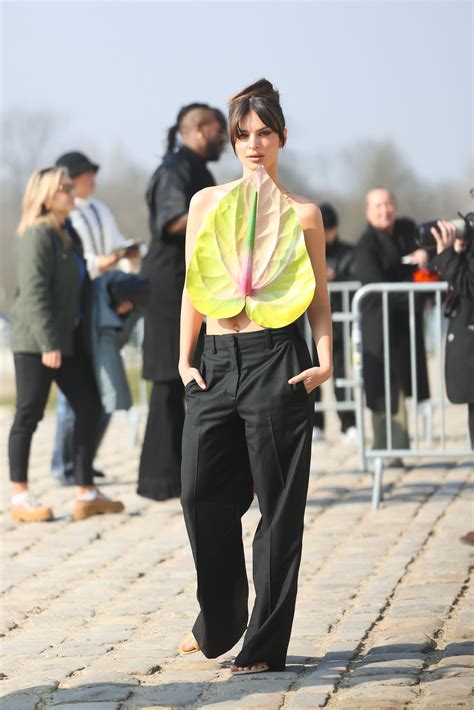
[230,78,279,105]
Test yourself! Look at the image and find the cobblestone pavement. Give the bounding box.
[0,404,472,710]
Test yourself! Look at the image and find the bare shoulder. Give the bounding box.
[190,180,241,212]
[189,185,218,211]
[286,194,322,230]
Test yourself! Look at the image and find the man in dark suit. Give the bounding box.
[354,188,430,462]
[138,104,226,500]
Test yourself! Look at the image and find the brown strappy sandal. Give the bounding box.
[178,634,200,655]
[230,662,270,675]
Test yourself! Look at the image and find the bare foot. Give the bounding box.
[178,635,200,655]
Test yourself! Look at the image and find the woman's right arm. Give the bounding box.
[178,189,212,389]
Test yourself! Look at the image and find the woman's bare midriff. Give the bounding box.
[206,308,264,335]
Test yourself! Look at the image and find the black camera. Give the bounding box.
[416,211,474,250]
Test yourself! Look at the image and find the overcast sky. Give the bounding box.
[1,0,472,191]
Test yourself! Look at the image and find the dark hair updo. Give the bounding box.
[228,79,286,153]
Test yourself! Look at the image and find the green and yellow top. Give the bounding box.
[185,166,316,328]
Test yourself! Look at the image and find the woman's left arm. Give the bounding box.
[288,204,333,393]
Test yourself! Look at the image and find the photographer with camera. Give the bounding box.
[430,217,474,449]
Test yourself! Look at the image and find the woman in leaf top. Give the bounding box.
[178,79,332,674]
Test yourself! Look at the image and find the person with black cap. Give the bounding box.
[311,203,357,442]
[50,151,138,486]
[55,151,137,278]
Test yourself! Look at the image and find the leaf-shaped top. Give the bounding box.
[185,166,316,328]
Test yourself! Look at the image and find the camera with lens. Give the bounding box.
[416,210,474,251]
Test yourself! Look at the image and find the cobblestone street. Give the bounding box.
[1,405,472,709]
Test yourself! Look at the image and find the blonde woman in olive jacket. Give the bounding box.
[9,167,124,522]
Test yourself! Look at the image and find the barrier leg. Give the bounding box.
[372,457,384,509]
[421,400,434,447]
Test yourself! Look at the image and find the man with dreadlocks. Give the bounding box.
[138,103,227,501]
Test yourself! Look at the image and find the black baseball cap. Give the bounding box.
[55,151,100,178]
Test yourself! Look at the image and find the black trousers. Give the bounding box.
[313,340,355,432]
[137,380,184,501]
[9,339,102,486]
[181,324,314,671]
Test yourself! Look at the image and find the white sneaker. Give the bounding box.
[312,427,325,442]
[11,492,53,523]
[342,426,358,444]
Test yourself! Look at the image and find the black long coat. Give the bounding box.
[354,219,430,413]
[140,147,215,382]
[431,243,474,404]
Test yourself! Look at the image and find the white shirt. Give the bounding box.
[70,197,129,279]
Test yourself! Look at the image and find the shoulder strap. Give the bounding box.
[76,207,100,254]
[89,202,105,254]
[76,203,105,255]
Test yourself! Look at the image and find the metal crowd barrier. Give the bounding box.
[125,283,472,511]
[129,283,363,447]
[351,282,473,509]
[303,281,361,419]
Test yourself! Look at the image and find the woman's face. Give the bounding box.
[49,175,76,217]
[234,110,283,173]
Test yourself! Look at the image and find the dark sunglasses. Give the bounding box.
[58,183,76,194]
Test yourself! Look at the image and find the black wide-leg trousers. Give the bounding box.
[181,324,314,671]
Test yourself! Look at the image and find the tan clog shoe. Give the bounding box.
[74,492,124,520]
[11,494,53,523]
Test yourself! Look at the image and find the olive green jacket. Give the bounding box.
[11,222,85,355]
